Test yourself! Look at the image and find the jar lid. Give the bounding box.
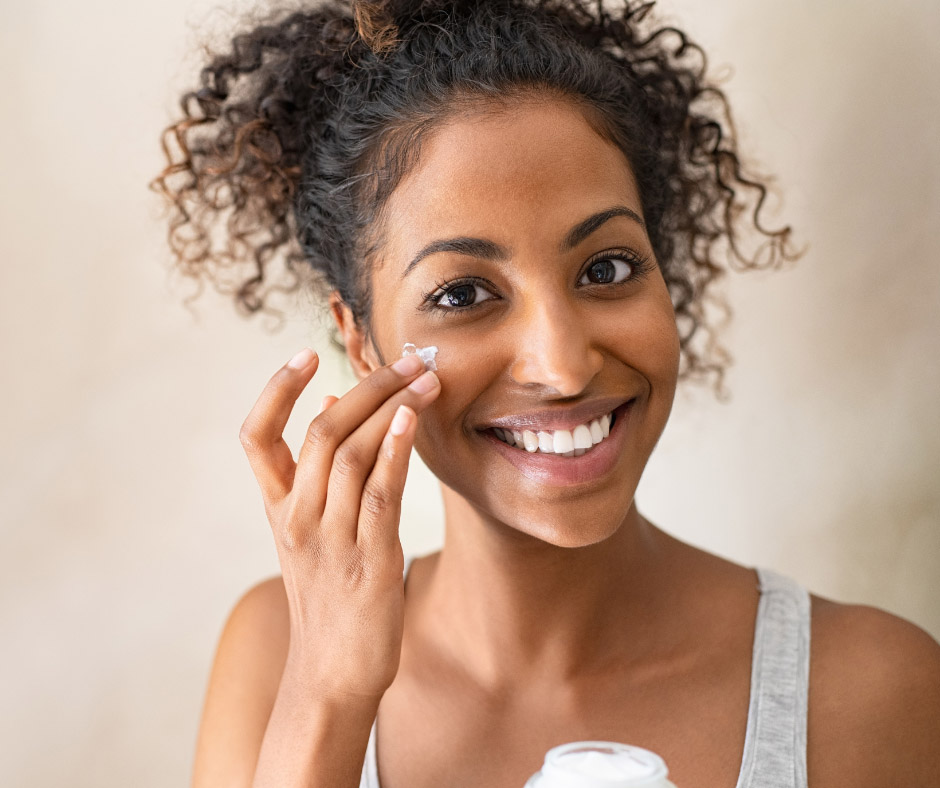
[535,741,670,788]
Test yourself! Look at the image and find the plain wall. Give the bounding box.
[1,0,937,785]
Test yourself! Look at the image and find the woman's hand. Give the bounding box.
[238,347,440,705]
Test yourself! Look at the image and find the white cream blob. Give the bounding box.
[401,342,439,371]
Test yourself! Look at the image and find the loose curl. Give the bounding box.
[150,0,800,395]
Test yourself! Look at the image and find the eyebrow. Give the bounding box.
[401,205,646,279]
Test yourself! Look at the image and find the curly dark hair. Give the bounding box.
[150,0,799,394]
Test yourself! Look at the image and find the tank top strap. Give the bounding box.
[735,567,811,788]
[403,553,416,582]
[359,554,418,788]
[361,718,379,788]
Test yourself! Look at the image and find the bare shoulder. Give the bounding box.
[223,575,289,646]
[808,595,940,787]
[211,575,291,695]
[191,576,290,788]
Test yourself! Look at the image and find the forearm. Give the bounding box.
[253,666,380,788]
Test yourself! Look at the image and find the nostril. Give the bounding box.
[508,317,603,394]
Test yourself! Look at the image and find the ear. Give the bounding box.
[329,292,381,380]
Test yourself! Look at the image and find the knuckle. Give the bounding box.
[344,544,400,588]
[278,524,300,551]
[304,413,334,448]
[277,501,314,552]
[378,439,398,463]
[340,546,377,585]
[362,366,397,394]
[332,442,365,480]
[360,479,398,521]
[238,421,259,452]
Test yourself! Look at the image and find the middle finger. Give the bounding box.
[318,368,440,542]
[291,355,431,510]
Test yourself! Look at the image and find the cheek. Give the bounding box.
[375,319,495,393]
[412,331,503,446]
[617,278,681,384]
[370,316,500,455]
[632,300,681,377]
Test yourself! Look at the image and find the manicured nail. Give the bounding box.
[389,405,413,437]
[408,370,439,394]
[288,348,316,370]
[392,354,424,375]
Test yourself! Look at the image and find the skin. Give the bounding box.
[192,97,940,788]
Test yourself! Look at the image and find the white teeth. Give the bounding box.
[538,431,553,452]
[589,419,603,445]
[573,424,593,450]
[493,411,616,455]
[552,429,574,454]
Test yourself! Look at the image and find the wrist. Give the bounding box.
[254,662,381,788]
[280,651,386,715]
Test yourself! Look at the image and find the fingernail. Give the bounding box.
[390,405,412,437]
[288,348,316,370]
[392,354,424,375]
[408,370,439,394]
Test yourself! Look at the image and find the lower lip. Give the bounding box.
[483,401,635,487]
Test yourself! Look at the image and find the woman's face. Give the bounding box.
[350,96,680,547]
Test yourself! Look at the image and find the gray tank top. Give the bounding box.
[360,562,810,788]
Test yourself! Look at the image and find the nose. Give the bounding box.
[508,295,604,397]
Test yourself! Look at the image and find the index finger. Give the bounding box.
[292,354,428,503]
[239,348,320,502]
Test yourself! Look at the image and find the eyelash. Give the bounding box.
[420,275,495,314]
[582,248,655,287]
[419,248,655,315]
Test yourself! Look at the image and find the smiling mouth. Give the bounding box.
[490,407,624,457]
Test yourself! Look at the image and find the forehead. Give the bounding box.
[377,97,643,268]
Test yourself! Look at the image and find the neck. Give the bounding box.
[417,486,674,690]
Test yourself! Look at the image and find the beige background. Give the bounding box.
[1,0,938,785]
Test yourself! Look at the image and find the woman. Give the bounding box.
[152,1,940,786]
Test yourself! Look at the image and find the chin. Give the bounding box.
[519,520,623,549]
[464,489,634,549]
[424,444,646,545]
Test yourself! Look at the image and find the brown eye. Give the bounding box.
[581,257,633,285]
[434,282,495,308]
[445,284,475,306]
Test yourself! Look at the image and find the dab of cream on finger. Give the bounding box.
[402,342,439,371]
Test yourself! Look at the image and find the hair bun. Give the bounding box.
[352,0,401,56]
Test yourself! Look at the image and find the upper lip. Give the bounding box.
[479,396,633,433]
